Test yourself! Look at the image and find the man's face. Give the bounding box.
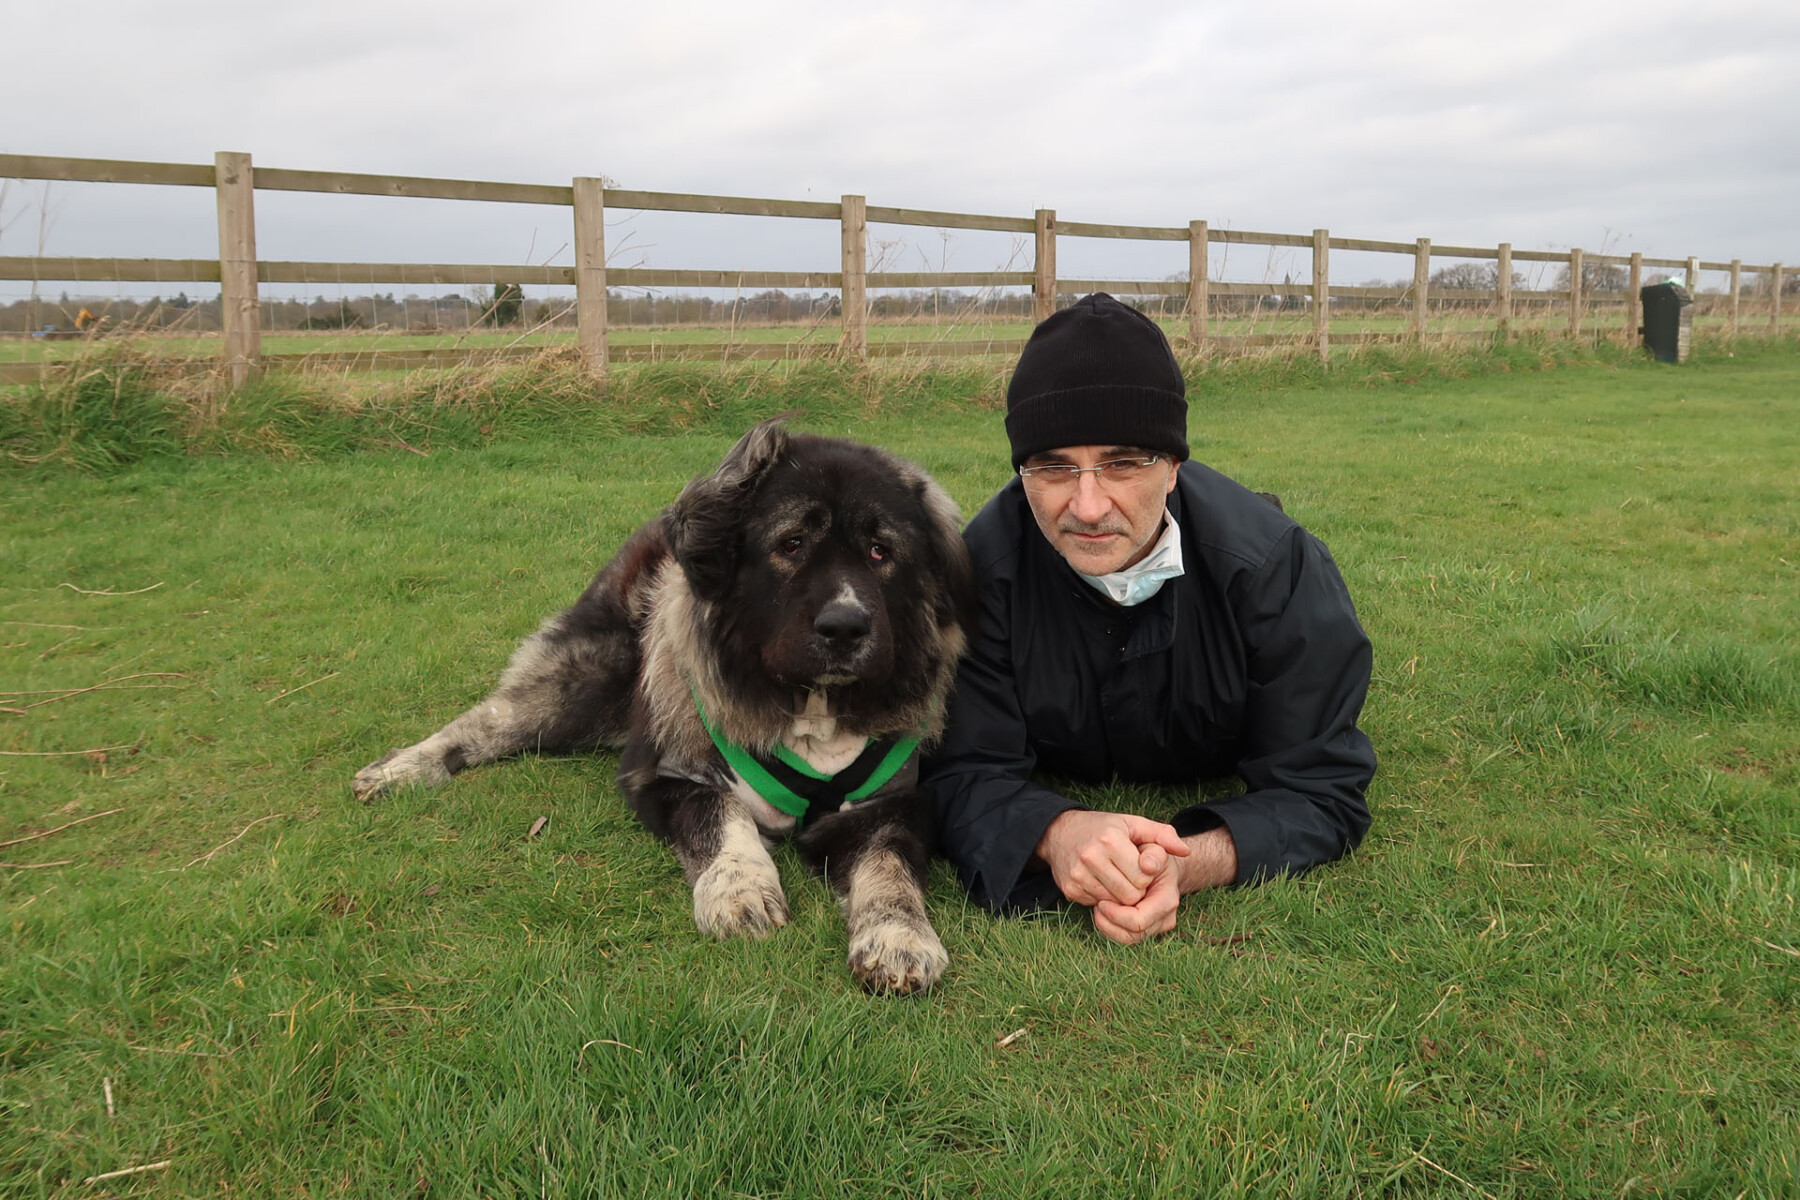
[1020,444,1179,576]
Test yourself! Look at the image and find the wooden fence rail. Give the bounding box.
[0,151,1789,385]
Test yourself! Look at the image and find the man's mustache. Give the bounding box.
[1058,519,1130,537]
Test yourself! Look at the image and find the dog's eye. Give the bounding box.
[780,536,805,557]
[869,542,888,562]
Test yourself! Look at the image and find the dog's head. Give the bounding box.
[665,418,976,730]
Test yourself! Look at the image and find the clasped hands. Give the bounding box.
[1035,810,1234,944]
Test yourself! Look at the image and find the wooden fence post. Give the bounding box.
[839,194,867,359]
[214,151,260,387]
[572,177,608,382]
[1412,238,1430,340]
[1685,256,1699,295]
[1567,248,1583,341]
[1772,264,1784,337]
[1312,228,1329,364]
[1034,209,1057,322]
[1729,259,1741,340]
[1628,252,1643,349]
[1496,243,1512,342]
[1187,220,1208,354]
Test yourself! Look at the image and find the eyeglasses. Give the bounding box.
[1017,454,1164,493]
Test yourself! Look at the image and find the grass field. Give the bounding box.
[3,342,1797,1196]
[0,307,1687,364]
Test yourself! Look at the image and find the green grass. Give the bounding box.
[1,305,1732,363]
[2,341,1797,1196]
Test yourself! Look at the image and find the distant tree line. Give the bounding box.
[0,290,217,333]
[0,289,558,334]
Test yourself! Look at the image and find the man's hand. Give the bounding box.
[1035,810,1190,908]
[1093,864,1181,943]
[1092,826,1240,945]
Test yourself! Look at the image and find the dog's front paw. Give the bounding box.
[848,919,947,995]
[692,856,790,940]
[351,744,450,800]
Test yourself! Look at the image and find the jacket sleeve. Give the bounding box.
[920,572,1082,913]
[1173,526,1376,883]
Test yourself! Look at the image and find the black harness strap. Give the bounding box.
[753,737,903,822]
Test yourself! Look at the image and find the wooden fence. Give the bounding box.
[0,151,1790,386]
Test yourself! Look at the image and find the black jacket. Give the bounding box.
[921,461,1376,912]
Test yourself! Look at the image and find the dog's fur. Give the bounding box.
[353,420,976,993]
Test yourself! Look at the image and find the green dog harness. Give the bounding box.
[691,687,919,825]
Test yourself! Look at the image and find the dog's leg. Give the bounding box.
[354,524,665,800]
[353,615,639,800]
[622,749,791,939]
[354,527,667,800]
[667,787,789,939]
[841,845,948,995]
[688,799,791,940]
[801,796,947,994]
[351,693,540,800]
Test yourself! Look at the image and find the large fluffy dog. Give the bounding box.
[353,420,975,993]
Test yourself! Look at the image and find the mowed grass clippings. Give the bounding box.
[2,343,1797,1197]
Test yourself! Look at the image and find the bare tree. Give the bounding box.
[1430,262,1496,291]
[1428,263,1530,292]
[1556,261,1629,293]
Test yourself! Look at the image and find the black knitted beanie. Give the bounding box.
[1004,293,1188,468]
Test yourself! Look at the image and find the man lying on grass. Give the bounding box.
[922,293,1377,943]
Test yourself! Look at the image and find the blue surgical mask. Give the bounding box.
[1077,511,1184,606]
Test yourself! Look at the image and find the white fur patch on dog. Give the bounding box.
[783,690,869,775]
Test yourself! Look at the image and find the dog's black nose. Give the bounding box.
[814,600,871,644]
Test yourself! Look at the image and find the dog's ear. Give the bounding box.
[664,418,791,602]
[915,476,978,637]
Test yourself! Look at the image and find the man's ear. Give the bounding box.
[663,418,791,603]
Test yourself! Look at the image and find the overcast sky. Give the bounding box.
[5,0,1798,298]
